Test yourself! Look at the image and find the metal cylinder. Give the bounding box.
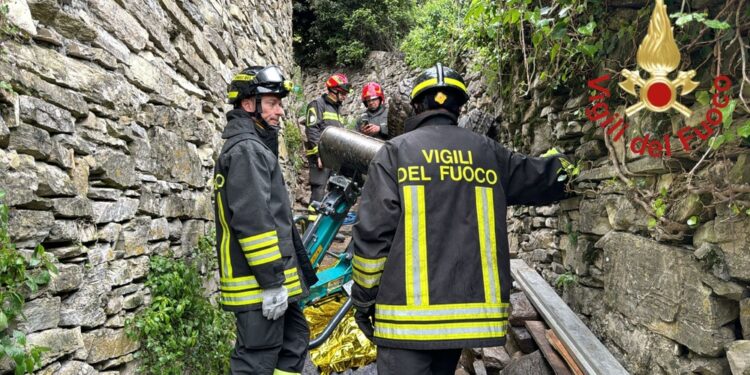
[319,127,385,175]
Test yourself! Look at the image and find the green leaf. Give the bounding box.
[709,135,726,150]
[507,8,521,24]
[687,216,699,227]
[576,21,596,36]
[648,217,658,229]
[0,81,12,93]
[695,91,710,106]
[550,43,561,61]
[0,311,7,331]
[532,31,543,47]
[702,19,731,30]
[550,22,567,39]
[738,121,750,138]
[577,43,599,57]
[720,99,737,129]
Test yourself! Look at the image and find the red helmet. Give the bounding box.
[361,82,385,104]
[326,73,351,94]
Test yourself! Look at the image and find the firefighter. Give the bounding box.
[350,63,571,374]
[305,73,351,203]
[216,65,316,375]
[357,82,389,140]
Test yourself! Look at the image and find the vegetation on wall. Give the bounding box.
[399,0,749,244]
[293,0,415,67]
[0,191,57,374]
[126,233,235,375]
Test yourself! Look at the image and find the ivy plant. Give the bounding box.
[0,191,57,374]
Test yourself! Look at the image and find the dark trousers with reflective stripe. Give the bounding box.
[308,163,331,203]
[230,303,309,375]
[376,347,462,375]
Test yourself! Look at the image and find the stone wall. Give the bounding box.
[0,0,293,373]
[457,5,750,374]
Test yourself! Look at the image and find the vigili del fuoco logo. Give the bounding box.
[586,0,732,158]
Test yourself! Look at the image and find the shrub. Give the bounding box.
[126,246,235,375]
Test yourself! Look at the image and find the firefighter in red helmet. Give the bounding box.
[304,73,351,203]
[356,82,389,140]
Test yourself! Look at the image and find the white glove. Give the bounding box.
[261,286,288,321]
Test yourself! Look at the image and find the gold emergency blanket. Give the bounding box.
[304,295,377,374]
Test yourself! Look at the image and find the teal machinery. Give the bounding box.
[298,127,384,348]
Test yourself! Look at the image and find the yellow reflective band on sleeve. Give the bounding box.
[353,255,387,273]
[244,245,282,266]
[273,369,300,375]
[353,271,382,288]
[306,146,318,156]
[475,187,502,304]
[403,185,429,306]
[220,268,300,307]
[240,230,278,250]
[216,192,233,278]
[228,91,238,99]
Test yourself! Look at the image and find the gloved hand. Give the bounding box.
[261,286,288,321]
[354,305,375,341]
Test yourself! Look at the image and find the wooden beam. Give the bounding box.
[510,259,629,375]
[547,329,584,375]
[524,320,572,375]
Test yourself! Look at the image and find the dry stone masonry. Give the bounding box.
[0,0,294,373]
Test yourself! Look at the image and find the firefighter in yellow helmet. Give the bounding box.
[350,63,571,374]
[217,65,316,375]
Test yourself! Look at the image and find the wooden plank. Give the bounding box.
[547,329,584,375]
[510,259,630,375]
[524,320,572,375]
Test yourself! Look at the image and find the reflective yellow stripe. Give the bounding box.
[217,192,233,278]
[228,91,238,99]
[221,268,299,307]
[233,74,255,81]
[476,188,500,303]
[444,77,467,91]
[322,112,342,122]
[245,245,282,266]
[375,320,507,341]
[404,185,429,306]
[273,369,300,375]
[475,187,501,304]
[239,230,277,246]
[353,271,382,288]
[375,302,509,321]
[242,237,278,252]
[306,146,318,156]
[353,255,386,272]
[410,77,468,99]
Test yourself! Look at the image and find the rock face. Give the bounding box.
[0,0,294,373]
[597,232,736,356]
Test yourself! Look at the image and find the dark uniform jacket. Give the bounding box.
[213,109,308,312]
[356,105,389,140]
[305,94,344,160]
[351,109,567,350]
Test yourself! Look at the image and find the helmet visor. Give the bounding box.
[255,66,285,84]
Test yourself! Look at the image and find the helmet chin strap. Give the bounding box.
[253,94,271,129]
